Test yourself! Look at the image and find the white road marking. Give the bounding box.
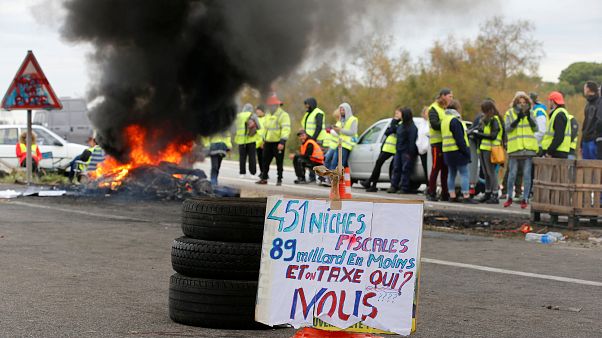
[9,201,151,222]
[422,258,602,287]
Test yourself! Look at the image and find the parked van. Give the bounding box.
[33,97,92,144]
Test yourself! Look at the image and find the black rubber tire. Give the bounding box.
[171,237,260,280]
[181,197,267,243]
[169,274,269,330]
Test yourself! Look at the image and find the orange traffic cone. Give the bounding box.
[343,167,352,199]
[293,328,383,338]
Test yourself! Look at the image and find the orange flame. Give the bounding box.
[91,125,193,189]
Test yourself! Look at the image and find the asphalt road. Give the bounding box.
[0,163,601,337]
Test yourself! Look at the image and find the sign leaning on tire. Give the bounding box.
[255,196,424,336]
[168,197,269,330]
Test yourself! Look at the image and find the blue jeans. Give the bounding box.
[447,164,469,195]
[508,157,532,201]
[582,141,597,160]
[328,148,350,169]
[391,152,415,191]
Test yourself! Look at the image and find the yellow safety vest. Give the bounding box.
[542,108,571,153]
[256,116,266,148]
[441,115,468,153]
[323,121,342,150]
[568,113,577,151]
[479,115,503,151]
[301,108,327,142]
[264,107,291,143]
[340,116,359,151]
[234,111,255,145]
[428,102,447,144]
[504,108,538,154]
[19,143,38,153]
[382,130,397,155]
[202,133,232,148]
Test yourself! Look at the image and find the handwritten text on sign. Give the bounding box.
[255,197,423,336]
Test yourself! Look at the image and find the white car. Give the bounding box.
[0,125,88,170]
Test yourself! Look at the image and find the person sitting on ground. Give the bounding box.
[363,108,401,192]
[290,130,324,184]
[15,131,42,173]
[68,136,105,182]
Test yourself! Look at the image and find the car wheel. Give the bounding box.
[171,237,260,280]
[169,274,269,329]
[181,197,267,243]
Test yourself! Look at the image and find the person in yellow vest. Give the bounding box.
[361,108,401,192]
[202,132,232,186]
[389,107,418,194]
[301,97,327,144]
[328,102,358,170]
[257,93,291,186]
[234,103,260,178]
[567,111,579,160]
[471,99,503,204]
[15,131,42,173]
[427,88,454,201]
[290,129,324,184]
[502,91,538,209]
[542,91,572,159]
[255,105,267,174]
[320,109,342,185]
[441,109,476,203]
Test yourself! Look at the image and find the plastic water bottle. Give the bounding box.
[525,233,557,244]
[546,232,565,241]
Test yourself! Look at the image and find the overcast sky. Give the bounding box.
[0,0,601,99]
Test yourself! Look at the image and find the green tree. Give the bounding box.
[558,62,602,94]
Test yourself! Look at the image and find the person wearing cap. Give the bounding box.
[441,108,476,203]
[427,88,454,201]
[257,93,291,186]
[290,129,324,184]
[581,81,601,160]
[502,92,538,209]
[542,92,571,159]
[234,103,260,178]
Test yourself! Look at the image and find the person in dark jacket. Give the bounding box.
[582,81,600,159]
[363,109,401,192]
[388,108,418,194]
[426,88,454,201]
[442,109,476,203]
[472,100,503,204]
[543,92,570,159]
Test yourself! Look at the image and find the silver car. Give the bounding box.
[349,117,472,189]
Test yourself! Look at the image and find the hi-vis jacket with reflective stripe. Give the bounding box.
[441,115,468,153]
[504,108,538,154]
[340,115,359,151]
[428,102,447,144]
[301,108,327,142]
[264,107,291,143]
[479,115,503,151]
[542,107,571,153]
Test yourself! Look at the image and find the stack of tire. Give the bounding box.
[168,197,268,329]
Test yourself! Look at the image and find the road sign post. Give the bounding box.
[1,51,62,184]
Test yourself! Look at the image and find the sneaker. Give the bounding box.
[426,193,438,201]
[294,178,308,184]
[478,193,491,203]
[256,179,268,185]
[276,180,282,186]
[463,197,478,204]
[449,196,460,203]
[366,186,378,193]
[520,200,528,209]
[387,187,398,194]
[360,180,370,188]
[469,187,476,196]
[440,194,450,202]
[503,198,513,208]
[486,196,499,204]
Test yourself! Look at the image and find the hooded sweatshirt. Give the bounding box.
[241,103,260,131]
[583,94,601,142]
[338,103,358,137]
[303,97,323,140]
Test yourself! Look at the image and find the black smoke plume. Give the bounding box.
[60,0,391,160]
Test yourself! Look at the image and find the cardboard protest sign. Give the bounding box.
[255,196,423,336]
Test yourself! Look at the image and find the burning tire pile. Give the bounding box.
[168,197,268,329]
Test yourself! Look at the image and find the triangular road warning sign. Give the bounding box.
[1,50,62,111]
